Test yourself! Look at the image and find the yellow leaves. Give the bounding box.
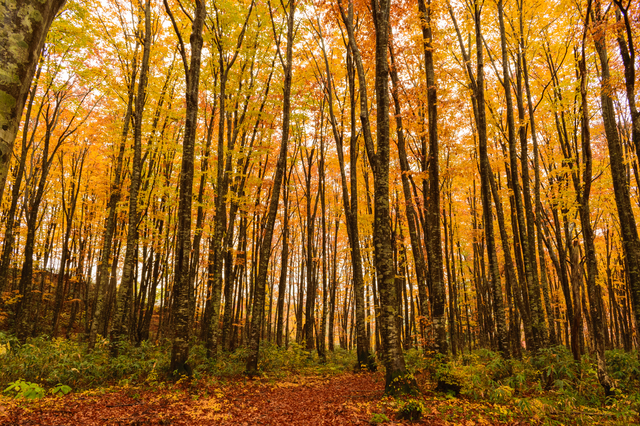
[271,375,330,390]
[184,388,231,422]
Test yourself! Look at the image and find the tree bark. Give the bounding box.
[417,0,446,355]
[320,10,374,369]
[0,63,41,295]
[369,0,415,393]
[245,0,295,376]
[88,62,137,349]
[0,0,67,202]
[110,0,152,355]
[164,0,206,376]
[593,0,640,367]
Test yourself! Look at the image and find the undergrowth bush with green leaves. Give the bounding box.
[0,334,170,389]
[397,398,425,421]
[405,346,640,424]
[0,332,356,391]
[404,346,635,403]
[190,341,356,378]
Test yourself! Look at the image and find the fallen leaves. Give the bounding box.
[0,372,547,425]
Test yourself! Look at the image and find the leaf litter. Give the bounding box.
[0,371,572,425]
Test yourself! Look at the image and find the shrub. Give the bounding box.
[397,398,425,421]
[3,380,45,399]
[606,349,640,394]
[0,334,170,389]
[369,412,389,424]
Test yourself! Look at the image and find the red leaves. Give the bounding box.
[2,373,383,425]
[0,372,527,425]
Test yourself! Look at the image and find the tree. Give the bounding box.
[0,0,67,203]
[203,0,254,359]
[164,0,206,376]
[417,0,446,356]
[592,0,640,363]
[109,0,152,355]
[245,0,295,376]
[369,0,415,393]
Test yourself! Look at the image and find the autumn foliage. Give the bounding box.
[0,0,640,424]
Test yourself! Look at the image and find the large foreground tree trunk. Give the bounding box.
[0,0,67,202]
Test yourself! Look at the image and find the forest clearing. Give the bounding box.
[1,0,640,424]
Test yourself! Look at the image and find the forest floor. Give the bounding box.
[1,339,637,425]
[0,370,603,426]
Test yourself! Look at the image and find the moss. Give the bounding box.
[0,63,20,86]
[7,32,29,63]
[18,5,43,30]
[0,90,16,114]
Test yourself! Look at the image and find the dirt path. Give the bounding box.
[0,373,526,425]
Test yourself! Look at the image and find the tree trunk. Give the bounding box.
[52,149,86,336]
[479,0,508,356]
[245,0,295,376]
[389,18,429,351]
[88,64,137,349]
[592,0,639,378]
[321,10,374,369]
[164,0,205,376]
[369,0,415,393]
[0,64,41,295]
[110,0,152,355]
[0,0,67,202]
[417,0,446,355]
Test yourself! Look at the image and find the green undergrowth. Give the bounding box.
[2,331,639,424]
[404,346,640,425]
[0,332,355,393]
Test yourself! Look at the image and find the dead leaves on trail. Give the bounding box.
[1,373,531,425]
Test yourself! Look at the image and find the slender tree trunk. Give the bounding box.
[164,0,206,376]
[321,12,374,369]
[368,0,415,393]
[110,0,152,355]
[478,0,508,356]
[205,3,254,358]
[417,0,446,355]
[276,189,289,347]
[246,0,295,375]
[389,21,429,350]
[0,64,41,294]
[303,149,319,351]
[593,0,640,362]
[52,150,86,336]
[328,218,339,351]
[318,130,328,361]
[88,67,137,349]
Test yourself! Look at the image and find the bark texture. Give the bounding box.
[165,0,206,376]
[0,0,67,202]
[245,0,295,376]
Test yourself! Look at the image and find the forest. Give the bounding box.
[0,0,639,424]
